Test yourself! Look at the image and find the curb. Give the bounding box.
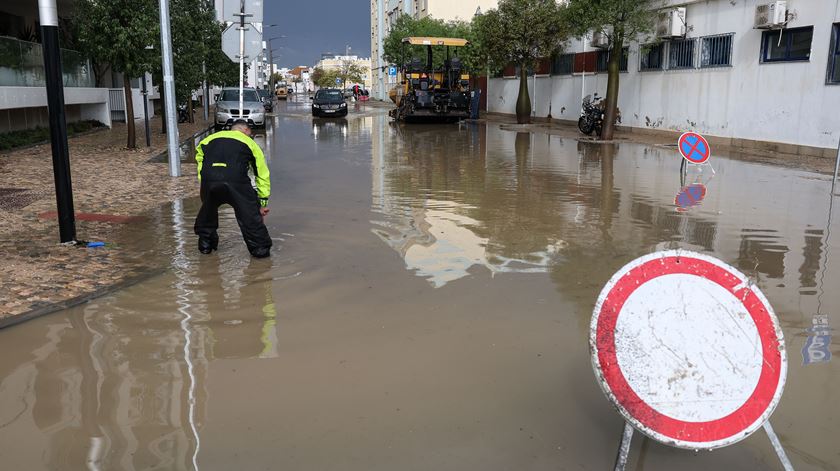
[0,267,167,330]
[148,124,214,164]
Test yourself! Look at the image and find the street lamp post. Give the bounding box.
[159,0,180,177]
[38,0,75,242]
[266,33,286,93]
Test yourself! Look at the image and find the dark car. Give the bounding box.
[311,89,347,117]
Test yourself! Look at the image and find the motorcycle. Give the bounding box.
[578,94,604,136]
[177,103,193,123]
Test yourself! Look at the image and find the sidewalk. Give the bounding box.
[482,113,839,175]
[0,117,210,326]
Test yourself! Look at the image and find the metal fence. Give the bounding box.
[0,36,94,87]
[551,53,574,75]
[109,89,125,122]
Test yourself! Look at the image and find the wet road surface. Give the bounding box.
[1,97,838,470]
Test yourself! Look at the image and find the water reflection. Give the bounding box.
[0,199,281,469]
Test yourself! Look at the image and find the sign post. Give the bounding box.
[591,250,791,469]
[222,0,264,120]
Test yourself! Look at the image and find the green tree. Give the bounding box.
[565,0,661,139]
[337,59,365,89]
[74,0,159,148]
[383,15,484,72]
[311,66,340,89]
[475,0,568,124]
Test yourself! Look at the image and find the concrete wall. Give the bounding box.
[488,0,840,150]
[0,86,111,131]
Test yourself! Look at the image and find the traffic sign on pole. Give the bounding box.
[222,0,263,23]
[591,250,787,451]
[678,132,711,164]
[388,66,397,76]
[222,24,262,62]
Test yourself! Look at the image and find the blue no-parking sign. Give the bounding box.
[678,132,711,164]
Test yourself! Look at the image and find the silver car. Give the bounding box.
[214,87,265,130]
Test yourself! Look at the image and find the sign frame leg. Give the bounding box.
[763,422,795,471]
[613,421,634,471]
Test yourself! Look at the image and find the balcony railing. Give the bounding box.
[0,36,95,88]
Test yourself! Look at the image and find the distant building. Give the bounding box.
[370,0,498,99]
[315,55,373,91]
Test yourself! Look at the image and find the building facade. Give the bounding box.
[370,0,498,100]
[487,0,840,152]
[315,54,373,90]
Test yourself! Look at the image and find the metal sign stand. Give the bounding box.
[613,421,793,470]
[235,0,251,119]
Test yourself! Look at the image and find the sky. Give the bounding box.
[265,0,372,68]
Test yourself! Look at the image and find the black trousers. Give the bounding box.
[194,181,272,258]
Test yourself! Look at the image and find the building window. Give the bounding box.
[551,53,574,75]
[827,24,840,83]
[595,47,628,72]
[761,26,813,62]
[700,33,734,67]
[640,43,664,71]
[669,38,696,69]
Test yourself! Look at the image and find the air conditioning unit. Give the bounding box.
[754,1,787,29]
[591,31,609,49]
[656,8,686,38]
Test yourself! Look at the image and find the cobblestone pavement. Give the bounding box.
[0,117,210,323]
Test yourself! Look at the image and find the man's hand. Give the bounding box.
[259,207,270,217]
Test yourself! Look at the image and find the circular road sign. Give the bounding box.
[678,132,711,164]
[590,250,786,450]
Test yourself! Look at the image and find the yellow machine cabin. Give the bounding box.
[389,37,472,122]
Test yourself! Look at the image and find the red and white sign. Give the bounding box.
[590,250,787,450]
[678,132,711,164]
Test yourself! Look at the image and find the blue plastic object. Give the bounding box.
[87,241,105,248]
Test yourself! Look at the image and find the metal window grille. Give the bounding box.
[551,53,574,75]
[639,43,664,71]
[830,24,840,83]
[669,38,696,69]
[108,89,126,122]
[595,48,628,72]
[700,33,734,68]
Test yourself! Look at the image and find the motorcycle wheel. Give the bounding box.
[578,116,594,135]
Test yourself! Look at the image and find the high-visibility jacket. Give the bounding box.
[195,130,270,207]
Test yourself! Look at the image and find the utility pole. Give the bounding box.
[141,73,151,147]
[38,0,75,243]
[159,0,181,177]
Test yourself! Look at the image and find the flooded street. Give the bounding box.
[1,98,838,470]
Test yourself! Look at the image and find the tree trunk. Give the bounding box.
[601,37,623,140]
[515,64,531,124]
[123,73,136,149]
[188,94,194,124]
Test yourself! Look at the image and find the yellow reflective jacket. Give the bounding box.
[195,130,271,206]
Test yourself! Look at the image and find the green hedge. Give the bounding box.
[0,120,105,151]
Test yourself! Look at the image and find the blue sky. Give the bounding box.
[265,0,372,68]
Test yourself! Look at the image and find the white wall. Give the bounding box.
[488,0,840,149]
[0,86,111,129]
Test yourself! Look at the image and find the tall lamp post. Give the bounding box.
[265,31,286,92]
[38,0,75,242]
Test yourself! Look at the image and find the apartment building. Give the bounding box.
[370,0,498,99]
[487,0,840,153]
[315,54,373,90]
[0,2,111,132]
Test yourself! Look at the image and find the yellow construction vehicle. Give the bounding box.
[389,37,472,122]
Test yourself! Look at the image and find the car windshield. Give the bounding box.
[257,90,269,98]
[220,89,259,102]
[316,90,343,100]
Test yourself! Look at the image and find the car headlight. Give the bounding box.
[339,102,346,108]
[217,108,228,114]
[313,104,320,108]
[252,108,263,114]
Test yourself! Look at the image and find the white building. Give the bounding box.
[370,0,499,99]
[315,54,373,90]
[487,0,840,154]
[0,1,111,132]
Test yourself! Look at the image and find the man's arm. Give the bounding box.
[195,138,207,181]
[247,139,271,207]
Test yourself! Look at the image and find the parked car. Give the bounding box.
[311,89,348,117]
[257,89,273,112]
[214,87,265,130]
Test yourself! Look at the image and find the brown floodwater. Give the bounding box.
[1,98,838,470]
